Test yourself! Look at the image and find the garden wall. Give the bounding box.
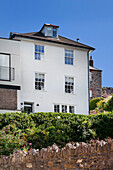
[1,139,113,169]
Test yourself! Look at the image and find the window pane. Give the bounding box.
[0,54,10,80]
[54,105,59,112]
[35,73,45,90]
[62,105,67,113]
[65,58,68,64]
[53,28,57,37]
[47,27,52,36]
[70,58,73,65]
[65,49,74,65]
[69,106,74,113]
[65,76,74,94]
[35,45,44,60]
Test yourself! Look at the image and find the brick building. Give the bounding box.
[89,56,102,99]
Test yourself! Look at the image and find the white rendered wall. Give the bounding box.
[0,38,21,111]
[0,39,21,86]
[19,39,89,115]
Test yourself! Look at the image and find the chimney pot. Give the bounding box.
[89,56,93,67]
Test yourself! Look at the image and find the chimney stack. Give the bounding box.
[89,56,93,67]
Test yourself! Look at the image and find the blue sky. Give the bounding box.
[0,0,113,87]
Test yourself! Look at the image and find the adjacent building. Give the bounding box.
[0,24,95,114]
[89,56,102,99]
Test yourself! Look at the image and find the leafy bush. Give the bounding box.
[90,97,103,110]
[90,112,113,139]
[0,112,113,155]
[97,95,113,111]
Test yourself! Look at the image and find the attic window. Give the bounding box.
[53,28,57,37]
[47,27,52,37]
[46,27,57,38]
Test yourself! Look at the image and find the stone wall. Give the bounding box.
[90,70,102,99]
[0,88,17,110]
[1,139,113,169]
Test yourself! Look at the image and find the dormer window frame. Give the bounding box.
[40,24,59,39]
[53,27,57,38]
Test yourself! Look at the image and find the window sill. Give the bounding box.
[35,89,47,92]
[0,79,11,82]
[64,64,75,67]
[64,92,76,95]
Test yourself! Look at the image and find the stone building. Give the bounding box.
[89,56,102,99]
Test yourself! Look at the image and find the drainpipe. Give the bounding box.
[87,50,90,115]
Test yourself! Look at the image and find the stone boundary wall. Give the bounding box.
[1,139,113,169]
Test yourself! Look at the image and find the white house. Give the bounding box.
[0,24,95,114]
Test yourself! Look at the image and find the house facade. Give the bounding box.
[89,56,102,99]
[0,24,94,115]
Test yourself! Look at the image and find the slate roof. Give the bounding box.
[10,31,95,51]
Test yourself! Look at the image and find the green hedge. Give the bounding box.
[0,112,113,155]
[90,97,103,110]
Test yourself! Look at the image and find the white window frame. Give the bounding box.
[62,105,67,113]
[35,73,45,91]
[69,105,75,113]
[54,104,60,112]
[65,49,74,65]
[45,27,58,38]
[53,104,76,113]
[65,76,75,94]
[90,90,92,98]
[89,72,92,81]
[0,53,11,81]
[35,45,44,60]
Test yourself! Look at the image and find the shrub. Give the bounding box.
[97,95,113,111]
[0,124,27,155]
[0,112,113,156]
[96,99,105,110]
[90,112,113,139]
[90,97,103,110]
[104,96,113,111]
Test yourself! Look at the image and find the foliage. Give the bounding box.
[90,97,103,110]
[0,112,113,155]
[97,95,113,111]
[90,112,113,139]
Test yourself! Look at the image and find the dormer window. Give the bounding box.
[46,27,57,38]
[46,27,52,37]
[53,28,57,38]
[40,24,59,38]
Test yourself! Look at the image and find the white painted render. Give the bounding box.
[0,39,21,86]
[0,38,21,110]
[18,39,89,114]
[0,37,89,115]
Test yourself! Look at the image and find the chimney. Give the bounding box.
[89,56,93,67]
[76,38,79,42]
